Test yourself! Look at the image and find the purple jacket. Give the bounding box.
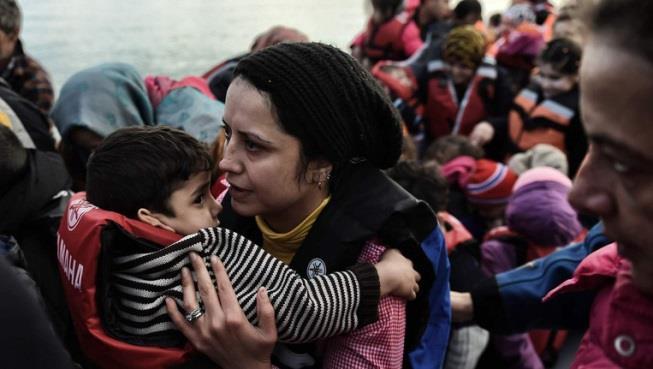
[481,180,582,369]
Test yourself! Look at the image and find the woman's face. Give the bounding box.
[219,78,329,232]
[534,63,578,99]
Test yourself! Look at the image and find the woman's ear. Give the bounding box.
[137,208,176,233]
[305,159,333,185]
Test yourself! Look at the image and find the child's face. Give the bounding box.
[156,171,221,235]
[534,63,578,99]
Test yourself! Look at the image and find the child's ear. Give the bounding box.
[137,208,175,233]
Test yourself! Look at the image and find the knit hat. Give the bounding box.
[442,25,487,69]
[507,167,581,247]
[508,143,569,176]
[442,156,518,205]
[503,4,536,25]
[513,166,571,192]
[234,42,403,192]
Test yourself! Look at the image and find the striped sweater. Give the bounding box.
[111,227,377,343]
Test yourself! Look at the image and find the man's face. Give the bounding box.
[0,29,18,61]
[568,38,653,293]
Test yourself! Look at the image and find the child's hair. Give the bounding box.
[537,38,582,75]
[588,0,653,63]
[0,125,28,193]
[423,135,484,164]
[387,160,449,212]
[86,126,212,218]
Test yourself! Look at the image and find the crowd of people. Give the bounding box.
[1,0,652,368]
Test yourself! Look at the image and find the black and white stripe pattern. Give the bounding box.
[111,227,360,343]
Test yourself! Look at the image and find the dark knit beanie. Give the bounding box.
[233,42,403,192]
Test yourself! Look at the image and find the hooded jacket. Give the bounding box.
[545,243,653,369]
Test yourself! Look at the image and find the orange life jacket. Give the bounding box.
[57,192,193,369]
[424,57,497,139]
[509,86,579,152]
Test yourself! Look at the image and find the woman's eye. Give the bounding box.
[194,195,205,205]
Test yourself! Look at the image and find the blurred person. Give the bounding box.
[480,167,583,369]
[51,63,224,190]
[351,0,423,69]
[203,25,308,102]
[472,38,586,176]
[0,0,54,113]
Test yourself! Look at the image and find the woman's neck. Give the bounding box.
[261,192,329,233]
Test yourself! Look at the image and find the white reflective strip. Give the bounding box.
[476,66,497,80]
[451,79,474,135]
[0,97,36,149]
[427,60,446,73]
[520,89,539,103]
[467,165,506,193]
[482,55,497,65]
[540,100,575,120]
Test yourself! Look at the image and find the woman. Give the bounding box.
[169,42,451,369]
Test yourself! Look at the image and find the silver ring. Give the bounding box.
[185,306,204,323]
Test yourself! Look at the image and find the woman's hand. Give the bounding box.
[166,253,277,369]
[376,249,421,300]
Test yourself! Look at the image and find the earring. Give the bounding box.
[318,171,331,191]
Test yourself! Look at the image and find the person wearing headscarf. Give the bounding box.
[51,63,224,190]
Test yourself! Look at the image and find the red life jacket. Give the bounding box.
[362,12,413,64]
[424,57,497,138]
[57,192,193,369]
[509,86,579,153]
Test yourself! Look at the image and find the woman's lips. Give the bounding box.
[229,184,251,200]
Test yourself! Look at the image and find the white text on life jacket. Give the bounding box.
[57,232,84,291]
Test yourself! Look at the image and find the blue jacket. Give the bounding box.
[472,222,611,334]
[409,226,451,369]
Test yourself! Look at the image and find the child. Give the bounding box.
[57,126,419,369]
[480,167,583,369]
[387,160,488,369]
[472,38,586,177]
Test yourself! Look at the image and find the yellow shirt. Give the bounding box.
[255,196,331,264]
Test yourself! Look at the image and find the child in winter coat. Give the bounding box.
[481,167,583,369]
